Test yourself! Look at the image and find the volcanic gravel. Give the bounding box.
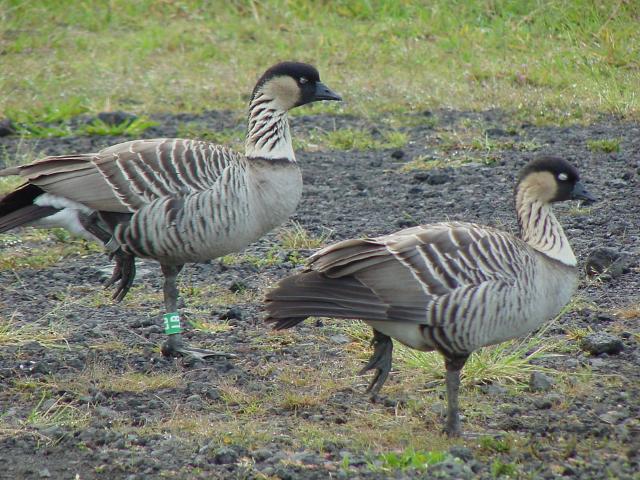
[0,110,638,479]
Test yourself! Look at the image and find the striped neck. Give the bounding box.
[245,94,295,161]
[515,187,576,266]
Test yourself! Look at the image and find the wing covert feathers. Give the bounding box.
[265,222,530,328]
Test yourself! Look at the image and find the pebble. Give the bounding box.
[213,446,238,465]
[221,306,243,320]
[449,446,474,461]
[480,384,507,396]
[534,393,564,410]
[428,458,474,479]
[329,334,351,344]
[412,171,453,185]
[580,333,624,355]
[529,371,555,392]
[0,118,16,136]
[585,247,633,278]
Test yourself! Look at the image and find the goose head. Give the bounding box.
[250,62,342,112]
[246,62,340,160]
[517,156,596,205]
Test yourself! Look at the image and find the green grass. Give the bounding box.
[82,116,158,136]
[0,229,102,271]
[491,460,518,477]
[586,138,621,153]
[1,1,638,124]
[371,449,449,472]
[277,221,332,250]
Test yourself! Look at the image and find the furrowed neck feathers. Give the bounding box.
[515,184,576,266]
[245,93,295,161]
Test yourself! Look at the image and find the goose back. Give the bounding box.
[267,221,577,355]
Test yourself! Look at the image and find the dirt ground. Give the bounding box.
[0,110,638,479]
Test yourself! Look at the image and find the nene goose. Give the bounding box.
[265,156,596,436]
[0,62,341,359]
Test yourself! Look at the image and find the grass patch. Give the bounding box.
[20,364,183,396]
[491,460,518,477]
[400,154,476,172]
[5,1,637,123]
[0,315,68,349]
[612,302,640,320]
[189,318,233,334]
[82,116,158,136]
[13,123,74,138]
[0,176,25,195]
[318,128,407,151]
[277,221,332,250]
[371,449,448,472]
[0,229,102,271]
[586,138,621,153]
[24,395,90,431]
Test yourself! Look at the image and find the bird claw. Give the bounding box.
[359,330,393,399]
[103,250,136,302]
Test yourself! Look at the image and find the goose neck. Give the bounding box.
[245,94,295,161]
[515,186,577,266]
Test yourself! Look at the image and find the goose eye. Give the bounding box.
[557,173,568,181]
[299,77,308,84]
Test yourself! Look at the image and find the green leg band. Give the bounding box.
[164,313,182,335]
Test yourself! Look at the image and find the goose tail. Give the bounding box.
[264,270,387,329]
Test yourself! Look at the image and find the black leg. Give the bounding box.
[158,263,234,360]
[444,355,469,437]
[359,329,393,399]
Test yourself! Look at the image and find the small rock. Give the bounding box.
[391,149,405,159]
[229,281,248,293]
[430,402,447,416]
[412,171,452,185]
[428,458,474,479]
[204,387,221,401]
[95,406,119,419]
[449,445,474,461]
[41,398,58,412]
[529,371,555,392]
[485,128,508,137]
[97,111,138,126]
[0,118,16,136]
[480,384,507,396]
[533,397,553,410]
[329,334,351,345]
[220,306,243,321]
[580,333,624,355]
[599,410,627,425]
[585,247,633,278]
[252,448,273,462]
[213,446,238,464]
[38,468,51,478]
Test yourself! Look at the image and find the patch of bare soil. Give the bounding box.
[0,110,638,479]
